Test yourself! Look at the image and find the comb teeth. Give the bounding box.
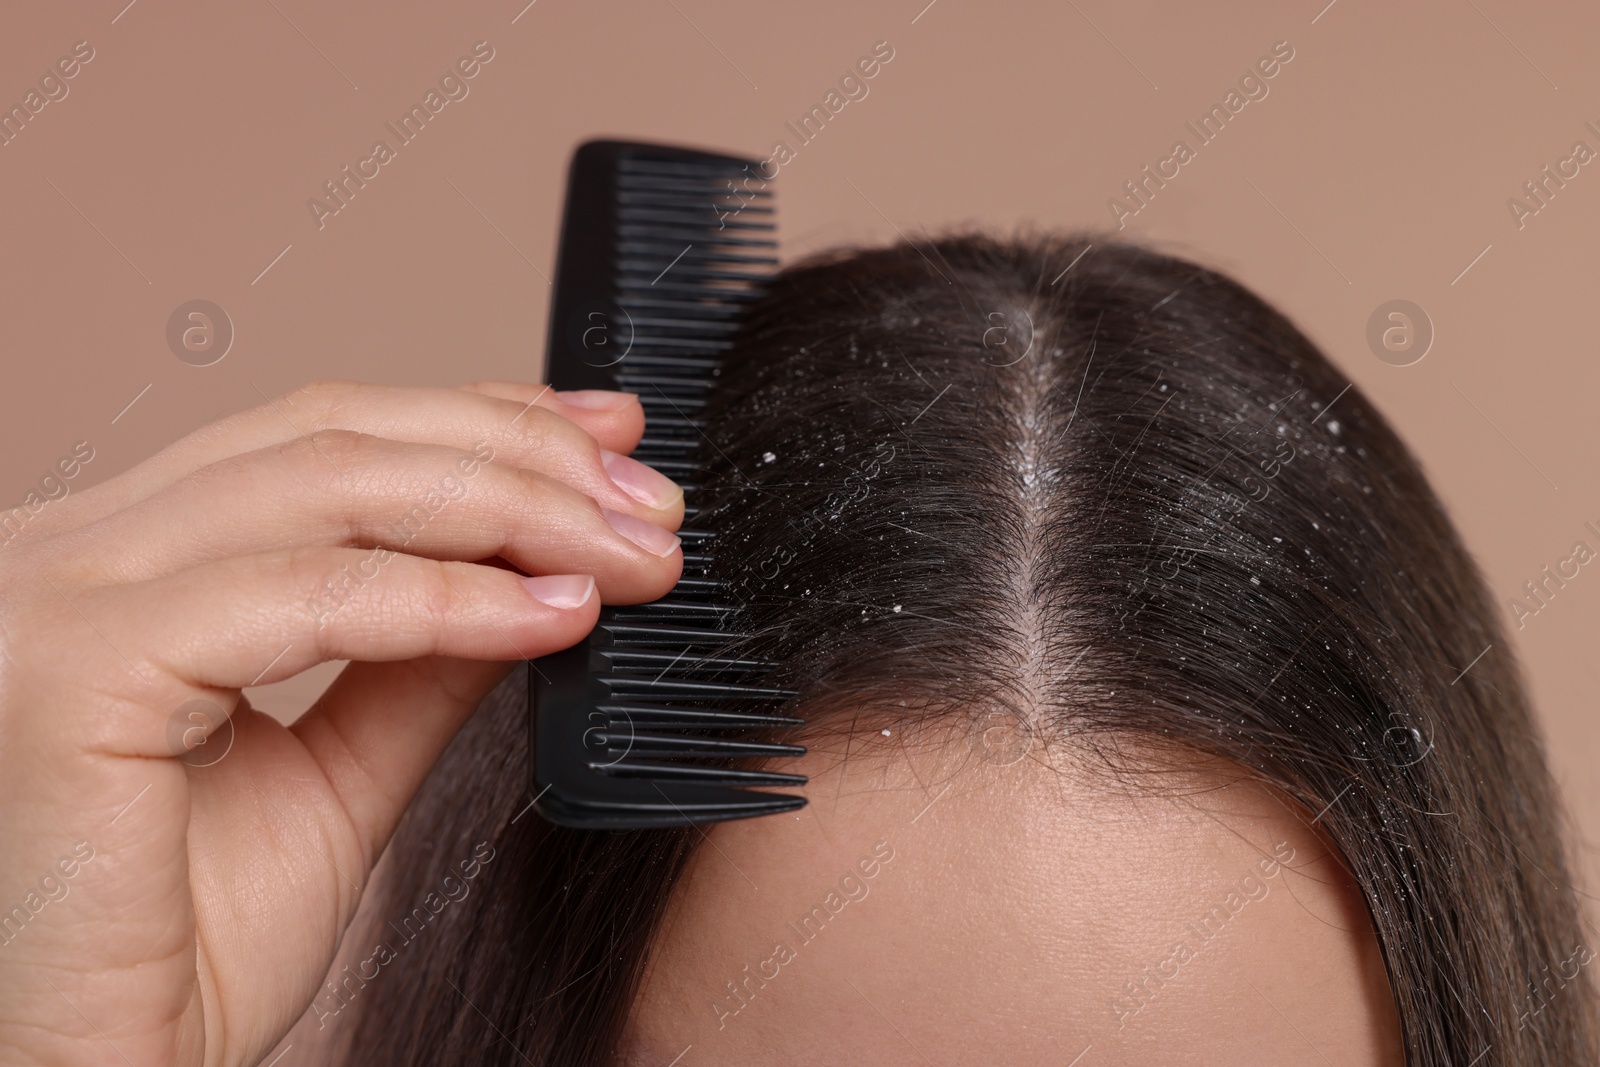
[596,702,804,728]
[530,140,804,830]
[593,732,806,762]
[597,649,763,671]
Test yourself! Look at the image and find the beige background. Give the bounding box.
[2,0,1595,933]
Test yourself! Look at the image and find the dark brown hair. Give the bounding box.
[343,232,1597,1065]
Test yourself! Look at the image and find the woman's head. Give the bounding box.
[347,232,1597,1065]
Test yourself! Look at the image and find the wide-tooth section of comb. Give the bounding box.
[530,141,805,830]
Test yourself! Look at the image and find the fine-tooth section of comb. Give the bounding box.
[529,140,806,830]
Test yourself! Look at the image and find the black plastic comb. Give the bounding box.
[528,140,808,830]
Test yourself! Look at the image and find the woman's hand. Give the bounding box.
[0,380,684,1067]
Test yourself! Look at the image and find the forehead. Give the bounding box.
[620,735,1403,1066]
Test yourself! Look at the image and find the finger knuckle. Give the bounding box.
[426,559,461,616]
[284,545,338,604]
[511,404,592,463]
[411,559,460,640]
[291,427,377,474]
[283,378,362,420]
[511,464,581,513]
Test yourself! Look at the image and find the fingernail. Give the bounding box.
[601,449,683,509]
[603,507,681,558]
[521,574,595,609]
[558,389,637,411]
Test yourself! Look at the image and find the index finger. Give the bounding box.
[34,381,649,539]
[455,380,646,449]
